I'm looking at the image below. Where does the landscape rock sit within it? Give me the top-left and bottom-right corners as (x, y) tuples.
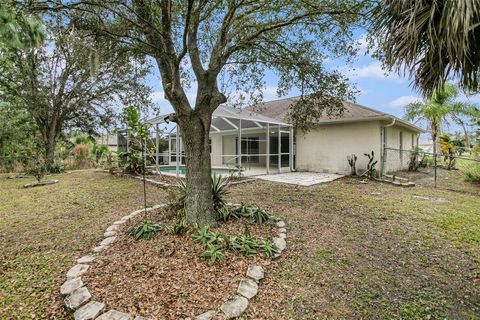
(237, 279), (258, 299)
(77, 255), (96, 264)
(106, 225), (120, 232)
(113, 220), (126, 225)
(278, 227), (287, 233)
(220, 295), (248, 319)
(95, 310), (132, 320)
(93, 245), (108, 253)
(273, 237), (287, 251)
(133, 317), (150, 320)
(278, 233), (287, 239)
(276, 220), (286, 228)
(73, 301), (105, 320)
(67, 264), (89, 279)
(195, 310), (216, 320)
(60, 277), (83, 295)
(64, 287), (91, 310)
(104, 231), (117, 237)
(100, 236), (116, 246)
(246, 265), (264, 281)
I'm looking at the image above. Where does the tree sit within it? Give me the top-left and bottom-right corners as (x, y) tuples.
(0, 3), (44, 49)
(405, 85), (478, 154)
(371, 0), (480, 95)
(43, 0), (369, 226)
(0, 16), (151, 169)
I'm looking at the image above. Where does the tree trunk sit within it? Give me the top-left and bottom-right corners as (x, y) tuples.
(178, 112), (216, 227)
(44, 135), (57, 170)
(431, 122), (438, 155)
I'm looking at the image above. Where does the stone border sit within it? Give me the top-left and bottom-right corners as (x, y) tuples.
(61, 204), (287, 320)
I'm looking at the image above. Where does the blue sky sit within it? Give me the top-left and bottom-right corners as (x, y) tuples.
(145, 33), (480, 136)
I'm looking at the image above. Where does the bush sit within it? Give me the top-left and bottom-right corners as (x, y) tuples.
(460, 161), (480, 182)
(71, 144), (91, 168)
(25, 156), (47, 183)
(129, 220), (163, 240)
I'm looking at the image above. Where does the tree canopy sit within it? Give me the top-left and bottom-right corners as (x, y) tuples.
(371, 0), (480, 95)
(0, 13), (152, 167)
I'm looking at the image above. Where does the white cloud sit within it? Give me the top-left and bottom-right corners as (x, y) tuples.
(388, 95), (421, 108)
(345, 62), (403, 83)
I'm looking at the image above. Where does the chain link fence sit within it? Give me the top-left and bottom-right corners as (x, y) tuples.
(382, 147), (480, 195)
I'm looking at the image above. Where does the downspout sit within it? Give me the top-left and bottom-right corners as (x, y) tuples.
(380, 118), (396, 176)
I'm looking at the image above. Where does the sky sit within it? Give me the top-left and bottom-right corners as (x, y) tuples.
(145, 33), (480, 137)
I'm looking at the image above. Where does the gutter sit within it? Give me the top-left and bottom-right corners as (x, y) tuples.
(380, 118), (396, 176)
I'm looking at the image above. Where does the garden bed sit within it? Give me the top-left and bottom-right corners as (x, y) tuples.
(82, 205), (280, 319)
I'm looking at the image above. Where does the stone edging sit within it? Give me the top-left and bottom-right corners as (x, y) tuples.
(61, 204), (287, 320)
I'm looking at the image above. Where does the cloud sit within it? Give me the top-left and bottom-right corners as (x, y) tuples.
(388, 95), (421, 108)
(345, 62), (403, 83)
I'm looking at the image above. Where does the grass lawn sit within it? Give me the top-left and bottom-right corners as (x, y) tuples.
(228, 178), (480, 319)
(0, 172), (166, 319)
(1, 171), (479, 319)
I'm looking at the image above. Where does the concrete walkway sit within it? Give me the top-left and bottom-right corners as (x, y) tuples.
(255, 172), (344, 186)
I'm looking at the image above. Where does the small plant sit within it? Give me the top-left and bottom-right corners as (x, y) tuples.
(229, 225), (259, 256)
(212, 173), (230, 212)
(201, 244), (226, 264)
(228, 164), (244, 180)
(216, 206), (241, 222)
(192, 226), (214, 245)
(461, 161), (480, 182)
(248, 208), (272, 224)
(361, 151), (378, 179)
(129, 220), (163, 240)
(166, 216), (188, 235)
(232, 202), (252, 216)
(257, 239), (280, 258)
(408, 146), (426, 171)
(347, 154), (357, 176)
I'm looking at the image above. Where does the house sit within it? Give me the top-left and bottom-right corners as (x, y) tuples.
(139, 97), (422, 177)
(248, 96), (423, 175)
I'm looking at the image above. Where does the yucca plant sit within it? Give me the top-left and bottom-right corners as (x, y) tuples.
(166, 216), (188, 235)
(216, 205), (241, 222)
(248, 208), (272, 224)
(212, 173), (229, 212)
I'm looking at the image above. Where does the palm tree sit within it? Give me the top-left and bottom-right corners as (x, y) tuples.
(371, 0), (480, 95)
(405, 85), (477, 154)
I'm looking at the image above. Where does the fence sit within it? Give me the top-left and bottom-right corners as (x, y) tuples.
(382, 147), (480, 194)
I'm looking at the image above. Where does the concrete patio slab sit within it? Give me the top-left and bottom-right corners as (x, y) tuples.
(255, 172), (343, 186)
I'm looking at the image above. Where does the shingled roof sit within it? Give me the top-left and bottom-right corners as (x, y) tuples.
(247, 96), (422, 132)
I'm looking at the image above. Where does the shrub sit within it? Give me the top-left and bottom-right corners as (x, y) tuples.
(129, 220), (163, 240)
(460, 161), (480, 182)
(230, 203), (272, 224)
(71, 144), (91, 168)
(25, 156), (46, 183)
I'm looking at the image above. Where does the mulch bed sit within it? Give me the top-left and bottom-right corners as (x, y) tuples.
(145, 173), (180, 185)
(83, 206), (277, 319)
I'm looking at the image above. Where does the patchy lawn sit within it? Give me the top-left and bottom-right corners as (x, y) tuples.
(0, 172), (166, 319)
(1, 171), (479, 319)
(228, 178), (480, 319)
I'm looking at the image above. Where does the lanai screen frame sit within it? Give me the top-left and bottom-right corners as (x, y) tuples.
(122, 106), (294, 177)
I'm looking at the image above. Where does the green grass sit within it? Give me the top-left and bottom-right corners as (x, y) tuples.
(229, 176), (480, 319)
(0, 172), (166, 319)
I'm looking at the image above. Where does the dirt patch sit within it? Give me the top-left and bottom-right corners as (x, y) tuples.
(83, 207), (277, 319)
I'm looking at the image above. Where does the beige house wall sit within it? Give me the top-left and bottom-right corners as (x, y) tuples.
(295, 121), (382, 175)
(383, 124), (418, 173)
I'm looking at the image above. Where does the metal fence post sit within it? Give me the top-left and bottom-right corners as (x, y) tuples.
(434, 153), (437, 188)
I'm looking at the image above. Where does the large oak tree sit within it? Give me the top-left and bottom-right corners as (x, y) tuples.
(40, 0), (369, 226)
(0, 15), (151, 168)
